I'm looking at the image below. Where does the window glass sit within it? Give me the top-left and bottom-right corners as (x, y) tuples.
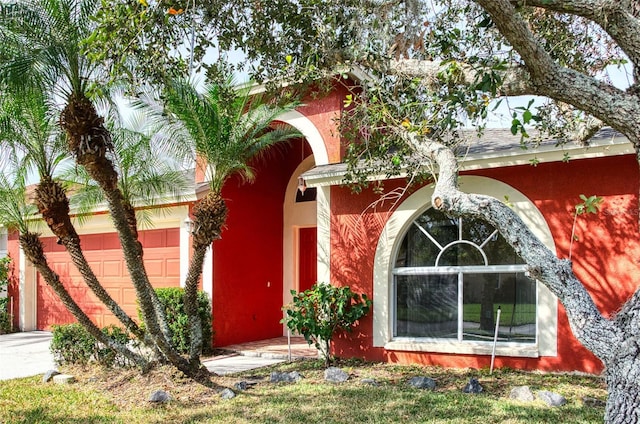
(395, 274), (458, 338)
(462, 273), (535, 343)
(395, 209), (524, 267)
(393, 208), (535, 345)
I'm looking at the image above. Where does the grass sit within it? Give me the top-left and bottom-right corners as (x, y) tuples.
(0, 359), (607, 423)
(397, 304), (535, 326)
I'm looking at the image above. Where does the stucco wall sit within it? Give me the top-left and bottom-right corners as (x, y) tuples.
(329, 154), (640, 373)
(212, 139), (312, 346)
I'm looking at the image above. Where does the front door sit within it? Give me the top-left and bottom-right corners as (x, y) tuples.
(298, 227), (317, 293)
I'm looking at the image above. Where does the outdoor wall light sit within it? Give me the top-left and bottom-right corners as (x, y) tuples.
(184, 217), (195, 233)
(297, 177), (307, 195)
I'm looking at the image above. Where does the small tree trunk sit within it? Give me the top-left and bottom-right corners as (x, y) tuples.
(61, 93), (206, 381)
(34, 177), (146, 342)
(183, 244), (208, 364)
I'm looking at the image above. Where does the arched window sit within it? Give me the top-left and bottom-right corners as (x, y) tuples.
(393, 208), (536, 344)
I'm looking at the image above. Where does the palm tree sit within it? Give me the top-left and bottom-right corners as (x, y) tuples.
(0, 0), (196, 377)
(66, 107), (192, 230)
(0, 83), (155, 365)
(0, 152), (149, 367)
(141, 77), (303, 361)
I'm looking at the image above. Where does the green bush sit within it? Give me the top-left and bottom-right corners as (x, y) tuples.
(283, 283), (372, 366)
(50, 323), (132, 367)
(140, 287), (213, 355)
(0, 307), (12, 334)
(0, 257), (13, 334)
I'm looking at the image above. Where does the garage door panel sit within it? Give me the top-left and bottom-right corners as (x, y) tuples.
(167, 259), (180, 277)
(37, 231), (180, 330)
(144, 259), (165, 277)
(103, 260), (123, 277)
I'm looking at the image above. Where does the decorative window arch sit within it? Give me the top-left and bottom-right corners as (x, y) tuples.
(372, 176), (558, 358)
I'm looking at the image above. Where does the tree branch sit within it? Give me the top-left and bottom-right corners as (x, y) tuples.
(475, 0), (640, 152)
(402, 130), (620, 361)
(510, 0), (640, 80)
(389, 59), (535, 96)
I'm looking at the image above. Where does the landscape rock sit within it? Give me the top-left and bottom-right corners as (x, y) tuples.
(537, 390), (567, 407)
(42, 370), (60, 383)
(52, 374), (75, 385)
(510, 386), (535, 402)
(270, 371), (303, 383)
(220, 388), (236, 400)
(360, 378), (379, 386)
(234, 381), (257, 391)
(462, 378), (483, 394)
(408, 376), (437, 390)
(148, 390), (171, 403)
(582, 396), (606, 408)
(324, 367), (349, 383)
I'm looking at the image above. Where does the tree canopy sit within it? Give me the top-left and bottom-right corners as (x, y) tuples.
(3, 0), (640, 420)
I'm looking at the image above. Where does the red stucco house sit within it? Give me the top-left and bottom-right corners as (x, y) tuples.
(5, 78), (638, 375)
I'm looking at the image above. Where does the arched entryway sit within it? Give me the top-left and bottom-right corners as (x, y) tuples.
(282, 155), (318, 334)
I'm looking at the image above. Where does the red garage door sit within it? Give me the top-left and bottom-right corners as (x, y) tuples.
(37, 228), (180, 330)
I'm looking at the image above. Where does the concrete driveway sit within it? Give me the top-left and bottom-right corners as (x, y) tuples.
(0, 332), (300, 381)
(0, 331), (56, 380)
(0, 331), (284, 380)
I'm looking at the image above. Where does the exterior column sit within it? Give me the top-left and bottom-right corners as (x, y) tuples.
(179, 216), (191, 288)
(18, 246), (36, 331)
(202, 246), (213, 301)
(317, 186), (331, 284)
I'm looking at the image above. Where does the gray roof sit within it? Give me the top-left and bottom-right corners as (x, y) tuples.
(302, 127), (629, 183)
(459, 127), (621, 156)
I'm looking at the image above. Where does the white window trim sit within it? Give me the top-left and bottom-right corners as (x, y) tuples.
(373, 176), (558, 358)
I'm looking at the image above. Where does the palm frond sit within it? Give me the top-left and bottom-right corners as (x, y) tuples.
(0, 165), (37, 234)
(64, 105), (192, 220)
(0, 87), (67, 182)
(0, 0), (101, 99)
(141, 76), (303, 193)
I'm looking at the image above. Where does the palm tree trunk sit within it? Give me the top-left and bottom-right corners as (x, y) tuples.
(183, 244), (207, 363)
(34, 177), (147, 343)
(19, 232), (149, 369)
(61, 93), (207, 380)
(183, 191), (228, 362)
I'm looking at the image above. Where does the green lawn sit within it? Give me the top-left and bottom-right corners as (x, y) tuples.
(463, 303), (535, 326)
(0, 360), (607, 423)
(397, 303), (535, 326)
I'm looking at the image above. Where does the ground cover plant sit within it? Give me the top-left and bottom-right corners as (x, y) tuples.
(0, 359), (606, 423)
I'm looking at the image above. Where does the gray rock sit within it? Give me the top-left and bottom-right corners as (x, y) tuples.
(360, 378), (379, 386)
(148, 390), (171, 403)
(538, 390), (567, 407)
(324, 367), (349, 383)
(582, 396), (606, 408)
(52, 374), (75, 385)
(234, 381), (256, 391)
(220, 388), (236, 400)
(270, 371), (303, 383)
(42, 370), (60, 383)
(510, 386), (535, 402)
(462, 378), (483, 394)
(408, 376), (436, 390)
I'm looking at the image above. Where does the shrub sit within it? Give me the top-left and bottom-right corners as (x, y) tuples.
(283, 283), (372, 366)
(0, 257), (12, 334)
(139, 287), (213, 355)
(50, 323), (132, 367)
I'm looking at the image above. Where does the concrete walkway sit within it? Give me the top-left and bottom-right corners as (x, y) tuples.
(0, 331), (57, 380)
(0, 332), (317, 380)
